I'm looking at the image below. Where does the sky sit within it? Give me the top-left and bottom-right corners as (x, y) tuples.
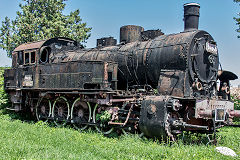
(0, 0), (240, 86)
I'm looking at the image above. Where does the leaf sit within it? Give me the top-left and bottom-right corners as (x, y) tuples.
(234, 0), (240, 37)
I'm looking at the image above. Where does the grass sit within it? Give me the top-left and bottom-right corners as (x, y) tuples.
(0, 111), (239, 159)
(0, 67), (239, 159)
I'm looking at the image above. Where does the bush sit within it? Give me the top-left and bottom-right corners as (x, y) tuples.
(0, 67), (9, 108)
(231, 88), (240, 122)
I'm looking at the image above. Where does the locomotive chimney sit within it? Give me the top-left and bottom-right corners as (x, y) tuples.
(184, 3), (200, 31)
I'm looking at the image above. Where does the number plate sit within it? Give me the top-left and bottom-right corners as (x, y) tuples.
(206, 42), (218, 55)
(215, 108), (226, 122)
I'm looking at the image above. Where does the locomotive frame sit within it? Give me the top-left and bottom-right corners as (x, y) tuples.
(3, 3), (240, 140)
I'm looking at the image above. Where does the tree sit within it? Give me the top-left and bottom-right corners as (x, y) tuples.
(0, 0), (91, 57)
(234, 0), (240, 38)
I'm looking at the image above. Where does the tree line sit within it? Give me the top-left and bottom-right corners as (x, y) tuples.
(0, 0), (91, 57)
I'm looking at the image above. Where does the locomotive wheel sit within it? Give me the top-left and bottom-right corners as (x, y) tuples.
(52, 96), (70, 126)
(92, 104), (114, 135)
(36, 98), (51, 121)
(71, 98), (91, 130)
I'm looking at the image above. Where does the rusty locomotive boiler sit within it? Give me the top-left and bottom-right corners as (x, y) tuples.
(4, 3), (240, 140)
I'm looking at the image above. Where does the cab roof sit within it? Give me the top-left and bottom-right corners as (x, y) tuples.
(13, 37), (77, 52)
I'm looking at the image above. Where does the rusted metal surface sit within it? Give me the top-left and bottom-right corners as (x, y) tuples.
(198, 110), (213, 118)
(53, 29), (218, 98)
(195, 99), (234, 119)
(97, 37), (117, 47)
(184, 3), (200, 31)
(141, 29), (164, 41)
(13, 40), (46, 52)
(14, 36), (77, 53)
(5, 59), (118, 91)
(157, 70), (185, 97)
(108, 104), (133, 126)
(230, 110), (240, 118)
(120, 25), (144, 43)
(33, 30), (212, 100)
(139, 96), (168, 139)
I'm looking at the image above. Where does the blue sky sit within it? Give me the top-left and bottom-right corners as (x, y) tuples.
(0, 0), (240, 86)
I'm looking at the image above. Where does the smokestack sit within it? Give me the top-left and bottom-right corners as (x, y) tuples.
(184, 3), (200, 31)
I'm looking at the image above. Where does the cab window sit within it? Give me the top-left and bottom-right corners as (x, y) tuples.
(31, 52), (36, 63)
(18, 51), (23, 65)
(24, 52), (29, 64)
(24, 51), (36, 65)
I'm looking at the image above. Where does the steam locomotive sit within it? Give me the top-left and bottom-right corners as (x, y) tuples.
(4, 3), (240, 140)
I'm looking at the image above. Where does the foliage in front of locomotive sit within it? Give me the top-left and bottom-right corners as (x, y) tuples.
(188, 30), (219, 98)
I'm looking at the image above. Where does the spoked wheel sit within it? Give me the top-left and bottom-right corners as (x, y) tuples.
(36, 97), (51, 121)
(71, 98), (91, 130)
(93, 104), (114, 135)
(52, 96), (70, 126)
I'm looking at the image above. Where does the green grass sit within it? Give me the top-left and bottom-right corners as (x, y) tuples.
(0, 112), (239, 159)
